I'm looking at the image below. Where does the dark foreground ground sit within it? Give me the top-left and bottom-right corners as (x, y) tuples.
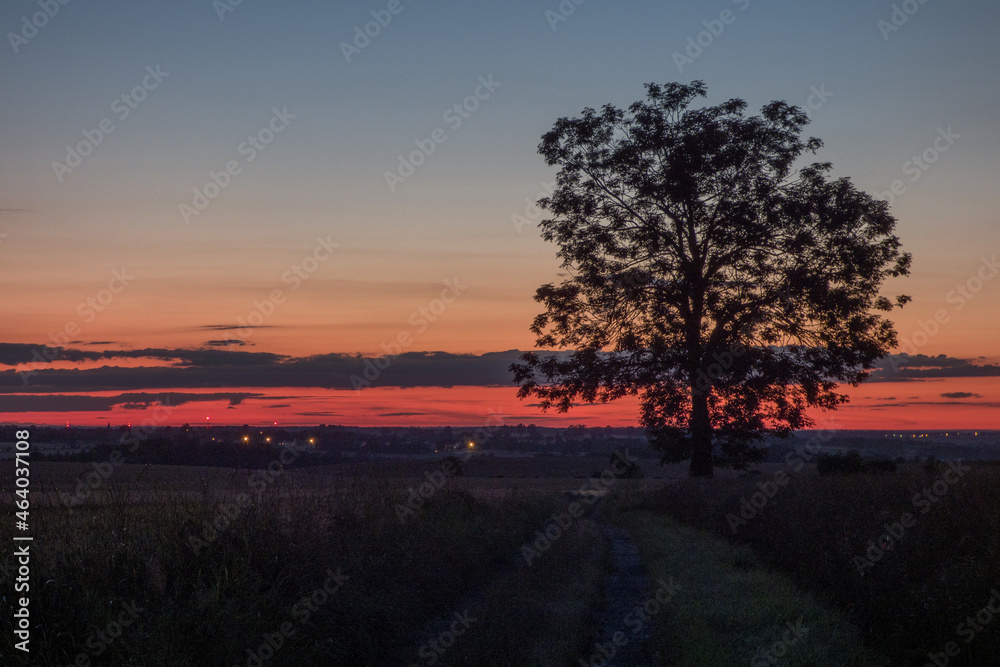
(1, 455), (997, 665)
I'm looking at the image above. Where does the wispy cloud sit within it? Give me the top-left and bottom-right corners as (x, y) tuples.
(199, 324), (277, 332)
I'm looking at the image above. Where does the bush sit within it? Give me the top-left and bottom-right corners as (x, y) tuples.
(816, 450), (863, 474)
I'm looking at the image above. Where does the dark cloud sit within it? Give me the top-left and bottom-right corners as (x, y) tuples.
(0, 392), (260, 413)
(5, 346), (993, 411)
(1, 395), (122, 413)
(849, 399), (1000, 409)
(0, 343), (107, 365)
(0, 349), (525, 393)
(199, 324), (275, 331)
(205, 339), (251, 347)
(0, 344), (285, 367)
(871, 354), (1000, 382)
(120, 348), (286, 366)
(940, 392), (982, 399)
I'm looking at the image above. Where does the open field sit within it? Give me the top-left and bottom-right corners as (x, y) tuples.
(0, 457), (681, 510)
(3, 461), (609, 665)
(2, 456), (997, 665)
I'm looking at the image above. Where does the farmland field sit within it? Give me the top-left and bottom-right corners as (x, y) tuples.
(8, 455), (987, 665)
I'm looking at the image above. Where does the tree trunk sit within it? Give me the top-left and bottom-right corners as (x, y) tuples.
(688, 386), (713, 477)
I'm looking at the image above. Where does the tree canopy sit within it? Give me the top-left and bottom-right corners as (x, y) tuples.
(511, 81), (910, 477)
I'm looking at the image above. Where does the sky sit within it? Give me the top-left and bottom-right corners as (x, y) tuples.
(1, 0), (998, 428)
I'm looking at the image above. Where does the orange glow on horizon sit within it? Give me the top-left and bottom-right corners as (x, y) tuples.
(3, 376), (1000, 430)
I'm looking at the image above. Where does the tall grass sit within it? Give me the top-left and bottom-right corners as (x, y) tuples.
(0, 465), (606, 665)
(629, 463), (1000, 666)
(611, 509), (883, 666)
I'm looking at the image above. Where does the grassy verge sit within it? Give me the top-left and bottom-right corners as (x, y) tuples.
(628, 463), (1000, 666)
(610, 508), (884, 666)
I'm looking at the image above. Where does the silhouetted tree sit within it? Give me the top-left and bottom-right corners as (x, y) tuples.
(512, 81), (910, 477)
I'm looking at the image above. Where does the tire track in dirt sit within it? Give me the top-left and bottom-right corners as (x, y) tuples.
(585, 523), (655, 667)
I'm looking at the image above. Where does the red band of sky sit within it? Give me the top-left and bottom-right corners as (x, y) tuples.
(4, 378), (999, 429)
